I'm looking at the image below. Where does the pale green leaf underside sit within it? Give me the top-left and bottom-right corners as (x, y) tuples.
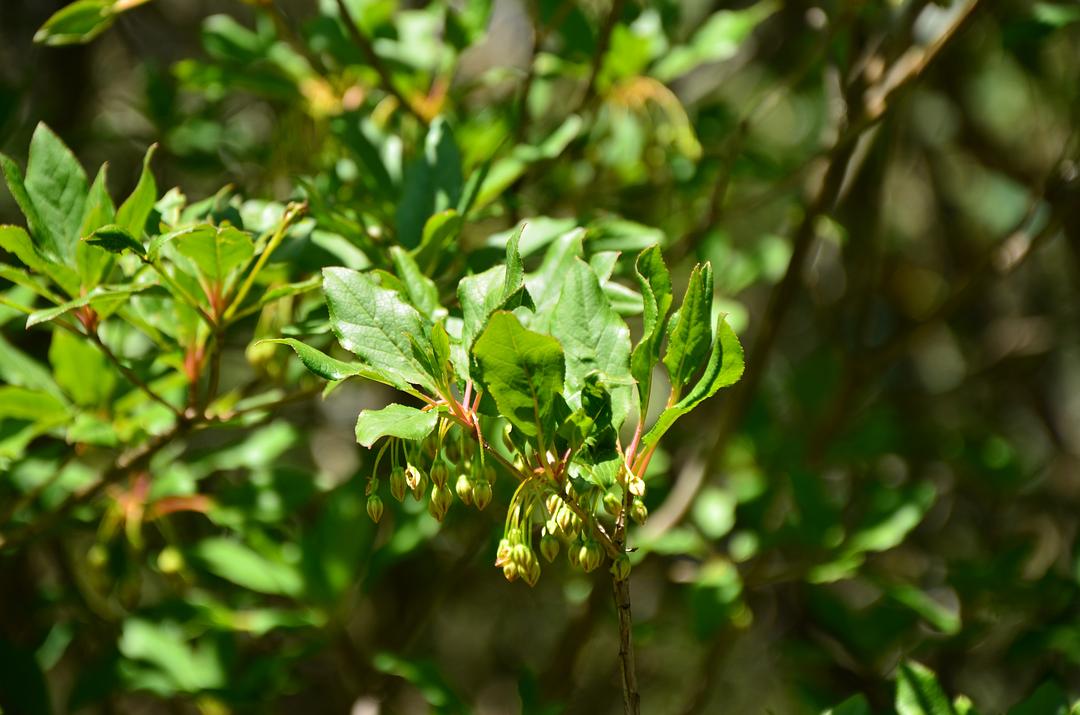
(354, 403), (442, 448)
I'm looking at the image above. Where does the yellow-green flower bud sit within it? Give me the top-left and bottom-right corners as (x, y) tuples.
(390, 467), (407, 502)
(567, 541), (582, 568)
(410, 469), (429, 502)
(631, 498), (648, 525)
(405, 464), (423, 491)
(495, 538), (512, 567)
(157, 546), (184, 574)
(430, 462), (450, 488)
(455, 473), (473, 506)
(503, 561), (519, 582)
(473, 479), (492, 510)
(610, 554), (631, 581)
(603, 491), (622, 517)
(523, 556), (541, 587)
(366, 494), (384, 523)
(540, 533), (560, 563)
(629, 476), (646, 497)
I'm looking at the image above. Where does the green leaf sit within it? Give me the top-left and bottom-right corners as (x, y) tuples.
(652, 1), (780, 81)
(396, 117), (463, 249)
(4, 124), (89, 265)
(119, 618), (225, 694)
(1007, 682), (1070, 715)
(146, 224), (214, 263)
(411, 209), (463, 274)
(49, 329), (116, 408)
(642, 314), (744, 449)
(0, 332), (66, 401)
(823, 694), (873, 715)
(76, 164), (118, 287)
(174, 225), (254, 283)
(663, 262), (714, 390)
(896, 661), (955, 715)
(84, 224), (146, 256)
(0, 386), (70, 422)
(260, 338), (373, 382)
(459, 224), (530, 352)
(323, 267), (436, 392)
(472, 311), (565, 443)
(390, 246), (442, 320)
(115, 143), (158, 237)
(551, 258), (633, 428)
(355, 403), (442, 448)
(631, 244), (673, 411)
(34, 0), (115, 46)
(26, 284), (151, 328)
(190, 537), (304, 597)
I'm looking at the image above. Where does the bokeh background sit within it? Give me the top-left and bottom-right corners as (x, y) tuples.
(2, 0), (1079, 713)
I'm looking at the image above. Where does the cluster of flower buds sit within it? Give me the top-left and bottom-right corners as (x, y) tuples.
(367, 432), (504, 526)
(496, 527), (541, 586)
(453, 460), (494, 511)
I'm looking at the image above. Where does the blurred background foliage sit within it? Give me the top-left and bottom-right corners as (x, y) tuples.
(1, 0), (1080, 713)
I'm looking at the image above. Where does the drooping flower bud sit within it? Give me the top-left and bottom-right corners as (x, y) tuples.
(523, 554), (541, 587)
(390, 467), (407, 502)
(603, 491), (622, 517)
(472, 479), (492, 510)
(366, 494), (384, 523)
(404, 464), (423, 491)
(455, 473), (474, 506)
(581, 540), (603, 572)
(540, 533), (560, 563)
(430, 462), (450, 488)
(567, 540), (582, 569)
(503, 561), (519, 582)
(545, 493), (562, 516)
(410, 468), (429, 502)
(610, 554), (631, 581)
(157, 546), (184, 574)
(630, 498), (648, 525)
(628, 476), (646, 497)
(429, 483), (453, 521)
(495, 538), (512, 567)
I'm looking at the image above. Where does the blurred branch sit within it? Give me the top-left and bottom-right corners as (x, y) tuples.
(334, 0), (430, 125)
(576, 0), (625, 111)
(645, 0), (986, 539)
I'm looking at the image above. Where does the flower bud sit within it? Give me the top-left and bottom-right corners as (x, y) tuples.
(610, 554), (631, 581)
(455, 473), (474, 505)
(523, 556), (541, 587)
(425, 483), (453, 522)
(631, 498), (648, 525)
(405, 464), (423, 491)
(366, 494), (384, 523)
(411, 469), (429, 502)
(628, 476), (646, 497)
(512, 543), (531, 568)
(581, 540), (603, 572)
(390, 467), (407, 502)
(495, 538), (512, 567)
(157, 546), (184, 574)
(88, 543), (108, 568)
(503, 561), (519, 582)
(540, 533), (560, 563)
(603, 491), (622, 517)
(567, 541), (582, 569)
(430, 462), (450, 488)
(546, 493), (562, 515)
(473, 479), (492, 510)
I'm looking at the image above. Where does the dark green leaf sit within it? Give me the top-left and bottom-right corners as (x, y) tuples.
(663, 262), (714, 390)
(472, 311), (564, 443)
(84, 225), (146, 256)
(34, 0), (115, 46)
(115, 143), (158, 237)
